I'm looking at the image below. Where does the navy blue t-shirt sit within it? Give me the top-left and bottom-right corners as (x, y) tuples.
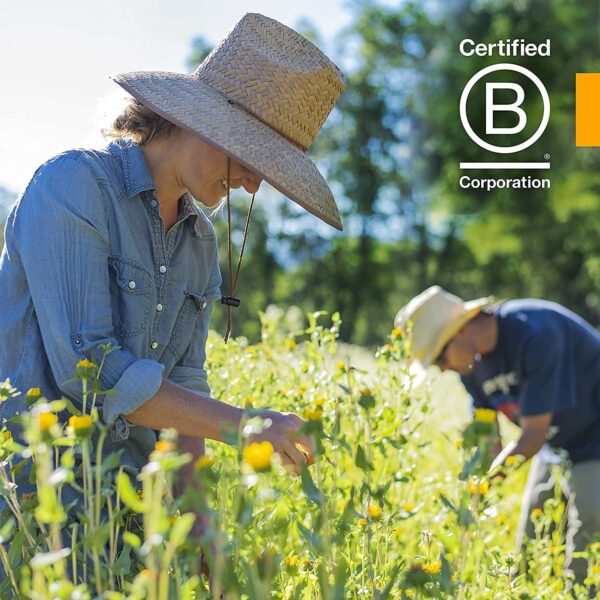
(461, 299), (600, 463)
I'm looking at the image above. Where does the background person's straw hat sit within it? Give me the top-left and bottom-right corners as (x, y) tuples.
(111, 12), (346, 230)
(394, 286), (494, 367)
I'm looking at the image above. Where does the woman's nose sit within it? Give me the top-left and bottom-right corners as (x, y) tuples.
(242, 174), (262, 194)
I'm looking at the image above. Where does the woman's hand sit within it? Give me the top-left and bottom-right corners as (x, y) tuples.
(249, 410), (315, 476)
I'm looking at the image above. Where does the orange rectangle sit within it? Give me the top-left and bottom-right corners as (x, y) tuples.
(576, 73), (600, 146)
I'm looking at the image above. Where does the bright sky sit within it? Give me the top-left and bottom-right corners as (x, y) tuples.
(0, 0), (352, 193)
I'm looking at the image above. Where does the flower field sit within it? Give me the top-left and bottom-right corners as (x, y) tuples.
(1, 309), (599, 599)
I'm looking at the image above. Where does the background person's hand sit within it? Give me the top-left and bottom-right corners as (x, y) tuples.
(250, 410), (315, 475)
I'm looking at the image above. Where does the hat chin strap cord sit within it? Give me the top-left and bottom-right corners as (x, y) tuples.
(221, 156), (255, 343)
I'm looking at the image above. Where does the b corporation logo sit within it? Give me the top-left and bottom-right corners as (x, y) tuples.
(458, 38), (552, 191)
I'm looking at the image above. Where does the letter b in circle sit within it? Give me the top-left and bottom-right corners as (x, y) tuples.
(486, 83), (526, 135)
(460, 63), (550, 154)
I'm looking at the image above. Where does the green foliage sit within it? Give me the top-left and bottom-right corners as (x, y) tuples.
(2, 314), (597, 598)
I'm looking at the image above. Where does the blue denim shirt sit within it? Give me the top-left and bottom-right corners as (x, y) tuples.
(0, 139), (221, 469)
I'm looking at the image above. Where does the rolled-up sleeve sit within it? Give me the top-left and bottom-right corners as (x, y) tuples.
(12, 153), (163, 424)
(168, 249), (221, 396)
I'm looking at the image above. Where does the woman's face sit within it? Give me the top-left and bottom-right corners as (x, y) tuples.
(176, 129), (262, 207)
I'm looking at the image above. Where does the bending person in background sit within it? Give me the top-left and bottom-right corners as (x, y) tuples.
(395, 285), (600, 583)
(0, 12), (345, 560)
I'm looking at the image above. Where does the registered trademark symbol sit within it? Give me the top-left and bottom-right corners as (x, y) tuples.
(544, 153), (550, 160)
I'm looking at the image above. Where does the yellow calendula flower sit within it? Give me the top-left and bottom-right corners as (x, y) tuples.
(285, 339), (297, 351)
(495, 514), (508, 525)
(154, 440), (176, 453)
(591, 565), (600, 575)
(336, 361), (346, 371)
(305, 408), (323, 422)
(424, 560), (441, 575)
(25, 387), (42, 406)
(473, 408), (496, 423)
(245, 346), (256, 355)
(358, 518), (368, 528)
(69, 414), (93, 438)
(403, 502), (415, 513)
(195, 455), (215, 470)
(391, 327), (404, 337)
(531, 508), (544, 519)
(466, 478), (480, 495)
(243, 441), (274, 472)
(37, 412), (58, 431)
(505, 454), (523, 467)
(360, 388), (372, 397)
(478, 479), (490, 495)
(312, 396), (325, 408)
(368, 504), (382, 520)
(77, 359), (96, 369)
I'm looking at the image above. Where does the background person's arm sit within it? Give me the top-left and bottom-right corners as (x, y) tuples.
(490, 413), (553, 471)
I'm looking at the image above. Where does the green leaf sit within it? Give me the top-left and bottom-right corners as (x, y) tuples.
(297, 521), (323, 553)
(116, 471), (146, 513)
(114, 545), (132, 576)
(169, 513), (196, 547)
(122, 531), (141, 549)
(355, 445), (374, 471)
(0, 516), (15, 543)
(300, 463), (321, 505)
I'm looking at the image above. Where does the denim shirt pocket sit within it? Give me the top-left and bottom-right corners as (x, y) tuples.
(166, 291), (208, 361)
(108, 256), (154, 337)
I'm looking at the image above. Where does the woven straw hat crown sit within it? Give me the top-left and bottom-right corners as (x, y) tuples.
(111, 13), (346, 230)
(394, 286), (493, 367)
(195, 14), (344, 151)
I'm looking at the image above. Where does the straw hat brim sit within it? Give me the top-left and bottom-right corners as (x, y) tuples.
(111, 71), (343, 231)
(424, 297), (493, 367)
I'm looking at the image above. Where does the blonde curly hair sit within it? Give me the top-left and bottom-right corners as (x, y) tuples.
(103, 99), (175, 144)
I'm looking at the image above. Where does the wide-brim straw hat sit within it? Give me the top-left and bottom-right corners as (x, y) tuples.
(394, 286), (494, 368)
(110, 13), (346, 230)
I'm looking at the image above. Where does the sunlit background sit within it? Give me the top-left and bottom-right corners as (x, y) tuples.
(0, 0), (352, 194)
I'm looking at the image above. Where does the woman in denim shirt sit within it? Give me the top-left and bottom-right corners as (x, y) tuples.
(0, 13), (345, 523)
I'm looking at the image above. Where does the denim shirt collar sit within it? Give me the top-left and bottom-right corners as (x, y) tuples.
(107, 140), (211, 239)
(107, 139), (156, 198)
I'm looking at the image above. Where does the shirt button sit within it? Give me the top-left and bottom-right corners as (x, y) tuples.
(159, 265), (167, 274)
(150, 199), (158, 208)
(128, 280), (136, 290)
(151, 341), (159, 350)
(156, 303), (163, 312)
(201, 300), (207, 310)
